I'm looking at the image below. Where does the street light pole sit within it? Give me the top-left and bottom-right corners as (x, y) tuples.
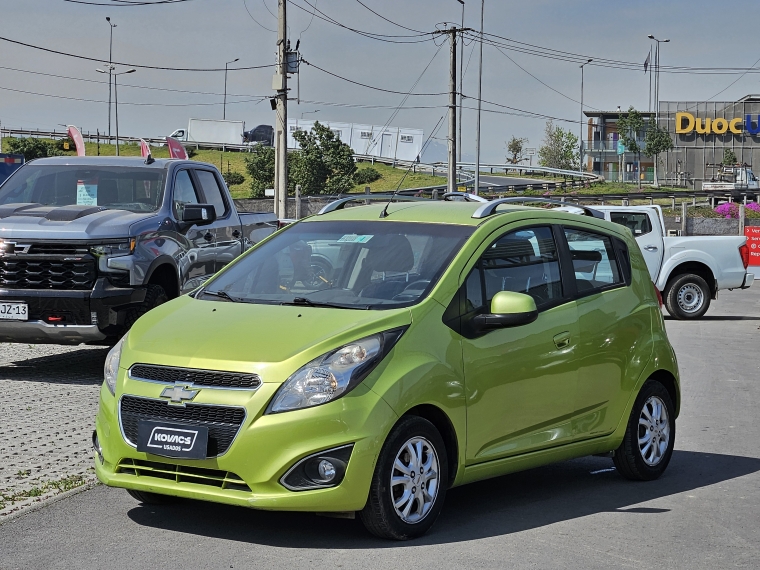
(300, 110), (319, 120)
(98, 67), (135, 156)
(223, 58), (239, 120)
(579, 58), (592, 175)
(647, 35), (669, 187)
(106, 17), (116, 139)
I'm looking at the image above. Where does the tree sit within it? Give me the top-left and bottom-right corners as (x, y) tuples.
(506, 136), (528, 164)
(244, 144), (275, 198)
(4, 137), (63, 161)
(617, 107), (644, 189)
(722, 148), (738, 166)
(537, 121), (579, 171)
(291, 122), (357, 195)
(644, 123), (674, 188)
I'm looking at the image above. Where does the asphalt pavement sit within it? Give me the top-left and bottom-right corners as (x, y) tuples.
(1, 287), (759, 569)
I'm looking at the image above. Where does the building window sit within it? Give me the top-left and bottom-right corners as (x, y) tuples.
(332, 130), (342, 139)
(360, 131), (372, 139)
(400, 135), (414, 143)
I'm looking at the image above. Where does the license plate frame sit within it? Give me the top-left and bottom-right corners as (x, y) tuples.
(0, 302), (28, 321)
(136, 420), (209, 459)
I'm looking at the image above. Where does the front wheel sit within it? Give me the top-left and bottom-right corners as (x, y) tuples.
(613, 379), (676, 481)
(664, 273), (711, 320)
(126, 489), (177, 505)
(360, 416), (448, 540)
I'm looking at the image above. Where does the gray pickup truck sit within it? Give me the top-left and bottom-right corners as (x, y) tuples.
(0, 156), (276, 344)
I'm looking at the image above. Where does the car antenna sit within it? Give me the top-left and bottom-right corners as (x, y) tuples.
(144, 152), (155, 165)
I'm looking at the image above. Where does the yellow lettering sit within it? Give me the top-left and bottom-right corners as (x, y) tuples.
(695, 118), (712, 134)
(676, 112), (695, 133)
(730, 118), (743, 134)
(712, 118), (728, 134)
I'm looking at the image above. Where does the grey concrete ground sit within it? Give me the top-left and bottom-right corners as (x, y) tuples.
(1, 288), (759, 569)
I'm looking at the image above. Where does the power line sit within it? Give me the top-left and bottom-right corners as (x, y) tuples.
(242, 0), (276, 33)
(62, 0), (195, 6)
(301, 60), (447, 96)
(0, 35), (274, 72)
(352, 0), (426, 34)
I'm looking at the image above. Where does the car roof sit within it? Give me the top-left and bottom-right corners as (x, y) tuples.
(26, 156), (197, 169)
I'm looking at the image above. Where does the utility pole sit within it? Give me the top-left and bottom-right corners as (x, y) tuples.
(273, 0), (288, 219)
(448, 27), (458, 194)
(106, 17), (116, 139)
(579, 59), (592, 175)
(474, 0), (484, 195)
(457, 0), (464, 164)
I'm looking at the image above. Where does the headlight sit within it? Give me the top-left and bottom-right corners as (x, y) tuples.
(266, 328), (406, 414)
(104, 333), (128, 396)
(91, 239), (135, 258)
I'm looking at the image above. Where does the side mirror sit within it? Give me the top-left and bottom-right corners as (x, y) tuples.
(180, 204), (217, 227)
(473, 291), (538, 331)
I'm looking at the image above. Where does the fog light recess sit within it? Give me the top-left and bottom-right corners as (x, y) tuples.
(92, 430), (104, 464)
(280, 444), (354, 491)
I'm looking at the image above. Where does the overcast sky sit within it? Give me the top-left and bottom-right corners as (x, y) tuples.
(2, 0), (760, 162)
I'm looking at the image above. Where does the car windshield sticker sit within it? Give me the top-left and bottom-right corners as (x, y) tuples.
(337, 234), (373, 244)
(76, 179), (98, 206)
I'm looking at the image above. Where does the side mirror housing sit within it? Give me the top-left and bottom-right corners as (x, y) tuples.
(473, 291), (538, 331)
(180, 204), (217, 227)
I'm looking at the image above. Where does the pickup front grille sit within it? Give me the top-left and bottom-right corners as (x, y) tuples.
(120, 396), (246, 457)
(130, 364), (261, 389)
(0, 258), (96, 290)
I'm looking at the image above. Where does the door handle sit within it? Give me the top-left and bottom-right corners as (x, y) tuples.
(232, 229), (241, 238)
(644, 245), (658, 252)
(203, 232), (213, 242)
(553, 331), (571, 349)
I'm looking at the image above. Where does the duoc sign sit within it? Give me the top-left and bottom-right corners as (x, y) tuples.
(676, 112), (760, 135)
(744, 226), (760, 267)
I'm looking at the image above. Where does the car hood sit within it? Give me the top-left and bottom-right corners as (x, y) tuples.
(123, 295), (413, 383)
(0, 204), (151, 240)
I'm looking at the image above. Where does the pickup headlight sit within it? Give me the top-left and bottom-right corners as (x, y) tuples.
(266, 328), (406, 414)
(91, 239), (135, 258)
(104, 333), (128, 396)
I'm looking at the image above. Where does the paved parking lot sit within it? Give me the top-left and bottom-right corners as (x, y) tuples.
(1, 287), (759, 569)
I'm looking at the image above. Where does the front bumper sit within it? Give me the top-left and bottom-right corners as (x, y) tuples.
(0, 278), (146, 344)
(94, 371), (399, 512)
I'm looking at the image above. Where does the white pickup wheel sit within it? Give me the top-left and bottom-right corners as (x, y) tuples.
(664, 273), (711, 320)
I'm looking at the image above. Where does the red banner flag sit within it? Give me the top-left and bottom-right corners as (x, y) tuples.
(67, 125), (86, 156)
(166, 137), (188, 160)
(139, 139), (151, 158)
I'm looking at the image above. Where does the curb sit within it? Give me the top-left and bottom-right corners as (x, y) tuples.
(0, 481), (100, 525)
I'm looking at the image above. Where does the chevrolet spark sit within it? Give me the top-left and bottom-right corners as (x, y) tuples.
(94, 198), (680, 540)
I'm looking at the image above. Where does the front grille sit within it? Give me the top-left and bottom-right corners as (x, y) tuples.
(28, 243), (90, 256)
(120, 396), (245, 457)
(116, 458), (251, 492)
(130, 364), (261, 389)
(0, 258), (96, 290)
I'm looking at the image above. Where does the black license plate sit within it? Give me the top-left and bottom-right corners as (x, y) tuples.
(136, 420), (208, 459)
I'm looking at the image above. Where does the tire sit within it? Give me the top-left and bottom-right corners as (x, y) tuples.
(126, 489), (177, 505)
(613, 379), (676, 481)
(664, 273), (711, 320)
(360, 416), (448, 540)
(124, 284), (169, 330)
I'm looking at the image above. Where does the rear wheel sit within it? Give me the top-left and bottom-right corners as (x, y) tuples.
(126, 489), (177, 505)
(360, 416), (448, 540)
(613, 379), (676, 481)
(664, 273), (711, 320)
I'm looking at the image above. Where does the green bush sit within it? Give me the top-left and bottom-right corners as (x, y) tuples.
(354, 167), (382, 185)
(4, 137), (63, 161)
(56, 137), (76, 152)
(223, 171), (245, 186)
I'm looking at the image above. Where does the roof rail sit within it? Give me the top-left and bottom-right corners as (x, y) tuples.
(317, 194), (426, 215)
(442, 192), (488, 203)
(471, 197), (604, 220)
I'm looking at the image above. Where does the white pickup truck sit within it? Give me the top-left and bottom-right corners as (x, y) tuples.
(592, 205), (753, 319)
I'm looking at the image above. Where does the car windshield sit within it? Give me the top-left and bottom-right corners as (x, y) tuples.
(199, 220), (473, 309)
(0, 165), (166, 213)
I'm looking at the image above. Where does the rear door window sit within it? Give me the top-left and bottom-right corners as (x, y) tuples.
(563, 227), (623, 294)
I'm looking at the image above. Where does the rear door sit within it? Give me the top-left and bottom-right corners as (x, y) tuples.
(193, 168), (243, 271)
(608, 210), (662, 281)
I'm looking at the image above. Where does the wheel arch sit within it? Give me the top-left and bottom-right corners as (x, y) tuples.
(663, 261), (716, 298)
(402, 404), (459, 487)
(145, 261), (180, 299)
(647, 369), (680, 418)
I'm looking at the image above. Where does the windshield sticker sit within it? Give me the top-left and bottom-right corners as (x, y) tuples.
(337, 234), (373, 244)
(76, 179), (98, 206)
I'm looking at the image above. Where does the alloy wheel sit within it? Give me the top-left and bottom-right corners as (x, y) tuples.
(638, 396), (671, 466)
(390, 437), (440, 524)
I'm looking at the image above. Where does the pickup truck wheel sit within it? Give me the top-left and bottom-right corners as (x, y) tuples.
(664, 273), (711, 320)
(124, 284), (169, 329)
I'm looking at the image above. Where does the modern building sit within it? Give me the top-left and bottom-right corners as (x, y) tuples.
(287, 119), (424, 162)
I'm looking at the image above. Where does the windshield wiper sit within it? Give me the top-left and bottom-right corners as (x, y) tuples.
(197, 289), (244, 303)
(283, 297), (369, 310)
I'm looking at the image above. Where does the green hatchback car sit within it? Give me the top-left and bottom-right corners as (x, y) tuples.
(93, 197), (680, 540)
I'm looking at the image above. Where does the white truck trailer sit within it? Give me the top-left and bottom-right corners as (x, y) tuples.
(168, 119), (245, 147)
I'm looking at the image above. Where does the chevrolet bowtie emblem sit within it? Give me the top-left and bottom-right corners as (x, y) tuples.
(160, 382), (199, 405)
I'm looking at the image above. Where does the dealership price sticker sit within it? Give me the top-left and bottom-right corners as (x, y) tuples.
(76, 179), (98, 206)
(745, 227), (760, 267)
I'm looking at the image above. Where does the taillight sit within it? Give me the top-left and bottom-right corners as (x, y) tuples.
(739, 243), (750, 270)
(652, 282), (663, 308)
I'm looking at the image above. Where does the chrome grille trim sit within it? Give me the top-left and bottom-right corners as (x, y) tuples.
(128, 364), (262, 391)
